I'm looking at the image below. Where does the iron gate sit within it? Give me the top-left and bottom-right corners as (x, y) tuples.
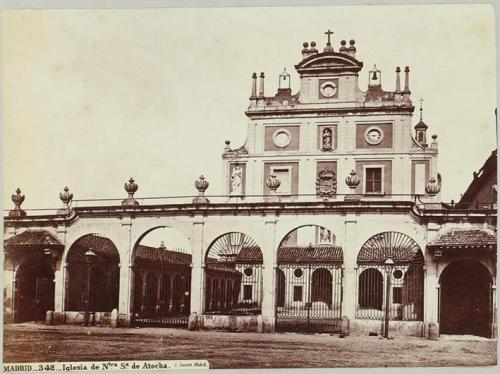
(132, 244), (192, 328)
(275, 260), (343, 333)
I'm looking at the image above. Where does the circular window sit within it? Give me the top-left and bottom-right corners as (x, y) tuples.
(294, 268), (303, 278)
(320, 81), (338, 98)
(393, 269), (403, 279)
(272, 129), (292, 148)
(364, 126), (384, 145)
(244, 268), (253, 277)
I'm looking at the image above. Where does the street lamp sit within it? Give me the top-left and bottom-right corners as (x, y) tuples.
(383, 257), (394, 339)
(84, 248), (97, 326)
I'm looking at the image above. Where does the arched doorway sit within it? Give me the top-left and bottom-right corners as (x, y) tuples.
(356, 232), (424, 322)
(14, 258), (55, 323)
(440, 260), (492, 337)
(131, 226), (191, 328)
(65, 234), (120, 319)
(275, 225), (343, 333)
(204, 232), (263, 315)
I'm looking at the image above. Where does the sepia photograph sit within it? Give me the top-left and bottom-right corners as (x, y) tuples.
(2, 2), (498, 371)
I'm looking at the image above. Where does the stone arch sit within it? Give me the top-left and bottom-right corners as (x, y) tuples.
(356, 231), (424, 321)
(439, 260), (493, 337)
(130, 226), (192, 324)
(275, 224), (343, 333)
(64, 233), (120, 313)
(14, 257), (55, 323)
(204, 232), (263, 315)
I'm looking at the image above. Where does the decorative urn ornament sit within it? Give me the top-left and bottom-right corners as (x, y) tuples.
(122, 177), (139, 206)
(9, 188), (26, 217)
(425, 177), (441, 197)
(266, 173), (281, 195)
(345, 170), (360, 190)
(59, 186), (73, 209)
(193, 175), (210, 204)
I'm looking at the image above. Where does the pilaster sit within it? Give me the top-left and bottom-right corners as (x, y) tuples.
(189, 218), (205, 315)
(261, 217), (277, 332)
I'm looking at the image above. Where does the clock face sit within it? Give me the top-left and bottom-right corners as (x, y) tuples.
(364, 126), (384, 145)
(320, 81), (338, 98)
(273, 129), (292, 148)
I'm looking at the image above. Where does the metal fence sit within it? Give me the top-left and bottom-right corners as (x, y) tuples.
(275, 263), (343, 333)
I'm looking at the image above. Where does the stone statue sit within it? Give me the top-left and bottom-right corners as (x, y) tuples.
(319, 227), (332, 244)
(322, 128), (333, 151)
(231, 165), (243, 195)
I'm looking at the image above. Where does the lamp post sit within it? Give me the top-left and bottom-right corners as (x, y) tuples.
(84, 249), (97, 326)
(383, 257), (394, 339)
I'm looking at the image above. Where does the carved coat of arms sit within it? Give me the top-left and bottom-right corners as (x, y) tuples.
(316, 168), (337, 198)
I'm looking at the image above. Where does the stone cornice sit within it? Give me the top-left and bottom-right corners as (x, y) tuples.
(245, 105), (415, 119)
(3, 200), (496, 228)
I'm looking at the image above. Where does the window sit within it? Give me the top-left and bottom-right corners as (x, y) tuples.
(272, 167), (291, 195)
(392, 287), (402, 304)
(293, 286), (303, 302)
(243, 285), (252, 301)
(365, 167), (383, 194)
(358, 268), (383, 309)
(414, 163), (426, 195)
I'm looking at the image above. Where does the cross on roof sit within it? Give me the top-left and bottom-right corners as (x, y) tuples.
(325, 29), (334, 45)
(419, 97), (424, 120)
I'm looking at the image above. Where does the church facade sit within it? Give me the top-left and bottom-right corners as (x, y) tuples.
(3, 30), (497, 339)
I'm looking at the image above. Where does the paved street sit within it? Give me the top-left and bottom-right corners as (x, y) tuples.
(3, 323), (497, 369)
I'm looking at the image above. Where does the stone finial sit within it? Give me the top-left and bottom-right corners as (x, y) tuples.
(425, 177), (441, 197)
(250, 72), (257, 99)
(258, 72), (265, 98)
(403, 66), (410, 93)
(395, 67), (401, 93)
(266, 173), (281, 195)
(224, 140), (231, 152)
(9, 188), (26, 217)
(345, 170), (360, 190)
(193, 175), (210, 204)
(309, 41), (318, 54)
(122, 177), (139, 206)
(59, 186), (73, 208)
(339, 39), (348, 53)
(57, 186), (74, 214)
(324, 29), (334, 53)
(345, 39), (356, 58)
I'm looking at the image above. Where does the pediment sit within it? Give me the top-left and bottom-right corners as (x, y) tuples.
(295, 52), (363, 74)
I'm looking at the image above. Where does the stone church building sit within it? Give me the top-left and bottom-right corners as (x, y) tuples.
(3, 30), (497, 339)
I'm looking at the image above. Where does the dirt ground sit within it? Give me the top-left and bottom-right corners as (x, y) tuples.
(2, 323), (497, 369)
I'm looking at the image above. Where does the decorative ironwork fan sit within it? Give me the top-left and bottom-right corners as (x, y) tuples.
(357, 231), (423, 265)
(67, 234), (120, 263)
(206, 232), (262, 263)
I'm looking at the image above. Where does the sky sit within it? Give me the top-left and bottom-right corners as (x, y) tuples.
(2, 4), (497, 210)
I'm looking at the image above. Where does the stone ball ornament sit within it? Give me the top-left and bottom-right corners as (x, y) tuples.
(345, 170), (361, 190)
